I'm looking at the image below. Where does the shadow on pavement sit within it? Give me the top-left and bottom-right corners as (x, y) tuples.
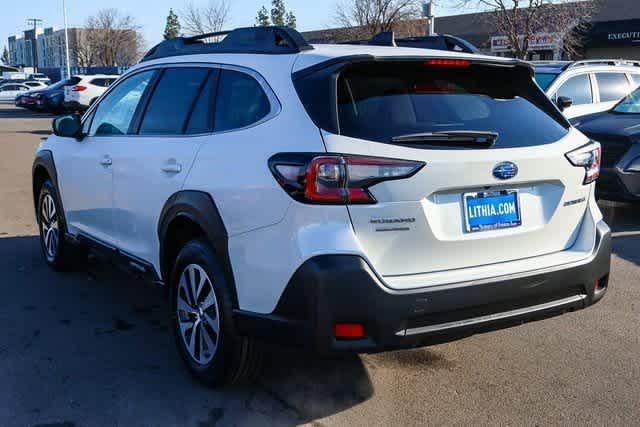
(0, 108), (54, 119)
(0, 235), (373, 425)
(14, 129), (52, 136)
(599, 200), (640, 267)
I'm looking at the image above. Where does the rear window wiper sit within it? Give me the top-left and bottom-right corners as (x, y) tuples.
(391, 131), (498, 148)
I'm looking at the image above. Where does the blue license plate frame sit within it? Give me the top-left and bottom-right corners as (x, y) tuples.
(463, 190), (522, 233)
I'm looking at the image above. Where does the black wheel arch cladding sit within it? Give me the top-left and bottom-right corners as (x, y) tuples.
(32, 150), (68, 230)
(158, 190), (239, 306)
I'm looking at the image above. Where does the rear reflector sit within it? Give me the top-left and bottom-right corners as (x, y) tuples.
(334, 323), (365, 339)
(425, 58), (471, 68)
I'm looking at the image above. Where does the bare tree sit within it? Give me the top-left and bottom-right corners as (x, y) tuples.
(450, 0), (597, 59)
(73, 29), (96, 67)
(335, 0), (423, 39)
(78, 9), (144, 67)
(181, 0), (230, 35)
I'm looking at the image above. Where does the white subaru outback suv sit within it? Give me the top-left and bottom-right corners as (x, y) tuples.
(33, 27), (611, 386)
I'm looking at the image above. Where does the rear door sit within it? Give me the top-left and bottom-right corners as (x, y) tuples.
(318, 59), (590, 277)
(111, 66), (216, 265)
(594, 72), (632, 113)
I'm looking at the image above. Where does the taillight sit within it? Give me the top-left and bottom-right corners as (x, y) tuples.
(565, 141), (601, 184)
(72, 85), (87, 92)
(269, 153), (425, 204)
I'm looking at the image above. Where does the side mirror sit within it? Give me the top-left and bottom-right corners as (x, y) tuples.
(52, 114), (82, 139)
(557, 96), (573, 111)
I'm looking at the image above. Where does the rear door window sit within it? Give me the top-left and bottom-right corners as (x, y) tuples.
(139, 67), (210, 135)
(335, 61), (568, 148)
(555, 74), (592, 105)
(185, 70), (218, 134)
(214, 70), (270, 132)
(595, 72), (630, 102)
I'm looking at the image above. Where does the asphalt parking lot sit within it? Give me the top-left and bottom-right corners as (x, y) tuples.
(1, 103), (639, 427)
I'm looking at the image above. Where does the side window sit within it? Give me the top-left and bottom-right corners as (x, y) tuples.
(214, 70), (271, 132)
(595, 73), (629, 102)
(139, 67), (209, 135)
(185, 71), (218, 134)
(90, 78), (103, 87)
(105, 78), (116, 87)
(555, 74), (592, 105)
(89, 70), (154, 136)
(628, 74), (640, 90)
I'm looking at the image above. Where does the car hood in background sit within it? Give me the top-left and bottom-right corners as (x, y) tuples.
(572, 111), (640, 139)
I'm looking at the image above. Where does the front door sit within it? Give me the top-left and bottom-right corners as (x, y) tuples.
(60, 69), (157, 246)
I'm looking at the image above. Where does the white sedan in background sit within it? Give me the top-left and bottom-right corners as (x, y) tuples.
(0, 83), (30, 103)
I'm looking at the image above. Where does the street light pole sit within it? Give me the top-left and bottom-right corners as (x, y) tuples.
(62, 0), (71, 79)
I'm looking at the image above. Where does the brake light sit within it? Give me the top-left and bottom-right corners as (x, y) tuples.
(565, 141), (601, 184)
(72, 85), (87, 92)
(425, 58), (471, 68)
(269, 153), (425, 204)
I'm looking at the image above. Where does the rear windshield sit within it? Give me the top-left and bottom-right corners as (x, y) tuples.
(335, 62), (568, 148)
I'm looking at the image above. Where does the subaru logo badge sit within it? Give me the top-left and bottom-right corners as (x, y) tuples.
(493, 162), (518, 180)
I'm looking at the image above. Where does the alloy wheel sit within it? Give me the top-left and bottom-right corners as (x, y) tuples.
(176, 264), (221, 365)
(41, 194), (59, 259)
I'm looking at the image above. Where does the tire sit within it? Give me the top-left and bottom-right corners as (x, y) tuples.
(170, 238), (262, 386)
(37, 180), (86, 271)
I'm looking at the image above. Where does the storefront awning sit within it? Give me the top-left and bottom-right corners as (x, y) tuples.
(587, 19), (640, 48)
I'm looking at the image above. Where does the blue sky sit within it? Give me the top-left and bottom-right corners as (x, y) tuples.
(1, 0), (468, 52)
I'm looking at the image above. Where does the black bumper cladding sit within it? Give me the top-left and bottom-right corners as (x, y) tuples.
(234, 221), (611, 353)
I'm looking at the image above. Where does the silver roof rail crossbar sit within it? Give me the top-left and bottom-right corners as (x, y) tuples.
(568, 59), (640, 69)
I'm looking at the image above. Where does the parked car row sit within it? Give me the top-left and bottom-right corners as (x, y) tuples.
(9, 74), (119, 113)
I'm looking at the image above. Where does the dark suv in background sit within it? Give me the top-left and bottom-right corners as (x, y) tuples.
(572, 87), (640, 202)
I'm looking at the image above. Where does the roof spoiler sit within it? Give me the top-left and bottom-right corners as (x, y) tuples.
(141, 26), (313, 62)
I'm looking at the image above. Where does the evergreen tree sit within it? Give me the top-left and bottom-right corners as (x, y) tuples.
(256, 6), (271, 26)
(256, 0), (296, 28)
(163, 8), (181, 40)
(285, 11), (296, 29)
(270, 0), (286, 26)
(1, 46), (9, 65)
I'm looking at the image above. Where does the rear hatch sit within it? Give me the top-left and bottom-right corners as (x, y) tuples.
(294, 57), (592, 278)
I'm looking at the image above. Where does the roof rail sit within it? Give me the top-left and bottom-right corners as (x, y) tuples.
(340, 31), (479, 54)
(141, 26), (313, 62)
(568, 59), (640, 69)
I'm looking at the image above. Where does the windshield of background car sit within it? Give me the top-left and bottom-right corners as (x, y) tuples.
(534, 72), (559, 90)
(613, 87), (640, 113)
(334, 61), (569, 148)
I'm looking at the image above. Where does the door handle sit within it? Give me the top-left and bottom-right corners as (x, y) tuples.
(161, 162), (182, 174)
(100, 156), (112, 166)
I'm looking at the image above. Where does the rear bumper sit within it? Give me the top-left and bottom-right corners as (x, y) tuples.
(235, 220), (611, 353)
